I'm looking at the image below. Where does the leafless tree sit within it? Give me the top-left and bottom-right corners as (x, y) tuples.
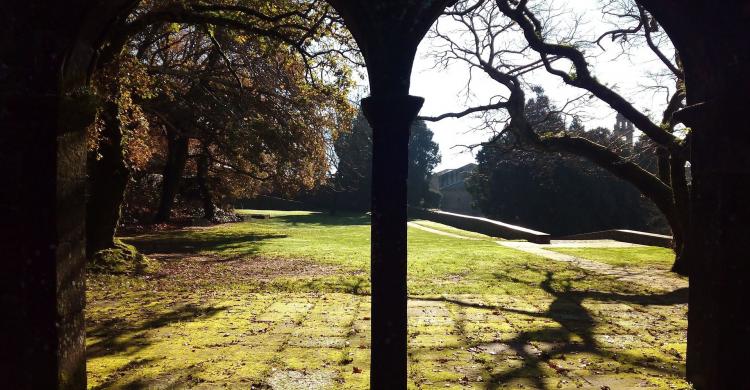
(421, 0), (690, 274)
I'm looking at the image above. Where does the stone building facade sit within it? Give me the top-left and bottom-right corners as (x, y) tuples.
(429, 163), (482, 216)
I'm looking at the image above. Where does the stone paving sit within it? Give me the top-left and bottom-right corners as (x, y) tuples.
(87, 287), (688, 389)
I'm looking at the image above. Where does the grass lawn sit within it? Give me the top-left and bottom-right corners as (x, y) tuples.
(408, 219), (493, 240)
(86, 210), (689, 389)
(548, 246), (678, 271)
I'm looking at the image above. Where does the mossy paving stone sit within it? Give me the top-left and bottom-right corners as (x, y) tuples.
(411, 333), (464, 348)
(569, 373), (676, 389)
(266, 369), (337, 390)
(287, 335), (349, 348)
(291, 323), (351, 337)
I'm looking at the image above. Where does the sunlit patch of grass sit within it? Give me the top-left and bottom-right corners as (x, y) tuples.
(408, 219), (493, 240)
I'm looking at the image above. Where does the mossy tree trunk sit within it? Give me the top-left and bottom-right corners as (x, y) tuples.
(641, 1), (750, 384)
(154, 128), (189, 223)
(86, 100), (130, 258)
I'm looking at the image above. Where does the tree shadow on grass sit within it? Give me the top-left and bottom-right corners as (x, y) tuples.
(273, 212), (370, 227)
(418, 270), (687, 389)
(122, 212), (369, 258)
(124, 231), (287, 257)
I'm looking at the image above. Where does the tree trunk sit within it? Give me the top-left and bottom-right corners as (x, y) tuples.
(668, 155), (690, 276)
(196, 147), (216, 221)
(154, 128), (188, 223)
(656, 147), (671, 183)
(677, 25), (750, 389)
(86, 101), (129, 257)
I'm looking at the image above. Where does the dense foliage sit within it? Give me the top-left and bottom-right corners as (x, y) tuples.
(84, 0), (357, 265)
(331, 112), (441, 211)
(468, 89), (667, 235)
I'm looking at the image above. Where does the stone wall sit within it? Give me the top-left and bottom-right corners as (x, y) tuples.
(555, 230), (673, 248)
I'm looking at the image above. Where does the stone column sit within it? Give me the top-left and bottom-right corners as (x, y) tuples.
(362, 94), (424, 390)
(1, 1), (137, 388)
(324, 2), (452, 388)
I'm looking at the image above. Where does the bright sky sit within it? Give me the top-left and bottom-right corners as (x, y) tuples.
(407, 0), (676, 171)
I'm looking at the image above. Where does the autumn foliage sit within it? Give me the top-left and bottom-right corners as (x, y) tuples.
(85, 0), (356, 261)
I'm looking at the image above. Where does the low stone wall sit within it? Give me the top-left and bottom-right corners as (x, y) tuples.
(237, 195), (307, 211)
(409, 208), (551, 244)
(555, 229), (673, 248)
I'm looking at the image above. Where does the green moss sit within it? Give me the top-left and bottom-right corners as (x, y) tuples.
(88, 239), (156, 274)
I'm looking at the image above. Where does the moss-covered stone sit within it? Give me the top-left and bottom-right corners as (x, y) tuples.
(88, 239), (155, 274)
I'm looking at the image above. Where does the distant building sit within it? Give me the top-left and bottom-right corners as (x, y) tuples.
(429, 163), (482, 216)
(614, 113), (635, 153)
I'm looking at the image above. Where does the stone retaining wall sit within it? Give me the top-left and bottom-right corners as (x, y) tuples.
(555, 229), (673, 248)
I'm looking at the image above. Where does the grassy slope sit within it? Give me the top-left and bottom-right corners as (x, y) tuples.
(86, 210), (689, 389)
(408, 219), (493, 240)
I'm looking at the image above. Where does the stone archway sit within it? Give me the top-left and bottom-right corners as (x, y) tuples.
(2, 1), (749, 389)
(2, 1), (140, 388)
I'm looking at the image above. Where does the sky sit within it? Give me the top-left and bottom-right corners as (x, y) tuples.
(404, 0), (677, 171)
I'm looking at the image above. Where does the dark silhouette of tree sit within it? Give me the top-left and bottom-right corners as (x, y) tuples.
(333, 112), (440, 210)
(468, 88), (666, 235)
(333, 111), (373, 211)
(407, 120), (442, 207)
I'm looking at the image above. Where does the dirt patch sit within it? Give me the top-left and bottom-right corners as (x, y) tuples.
(150, 253), (345, 283)
(443, 273), (467, 283)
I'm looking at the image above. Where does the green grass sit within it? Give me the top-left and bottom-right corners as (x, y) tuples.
(409, 219), (493, 240)
(86, 210), (690, 389)
(548, 246), (677, 271)
(124, 211), (654, 296)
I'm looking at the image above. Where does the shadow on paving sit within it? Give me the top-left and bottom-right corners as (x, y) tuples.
(87, 303), (227, 361)
(296, 275), (371, 296)
(87, 304), (228, 389)
(92, 362), (260, 390)
(417, 270), (687, 389)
